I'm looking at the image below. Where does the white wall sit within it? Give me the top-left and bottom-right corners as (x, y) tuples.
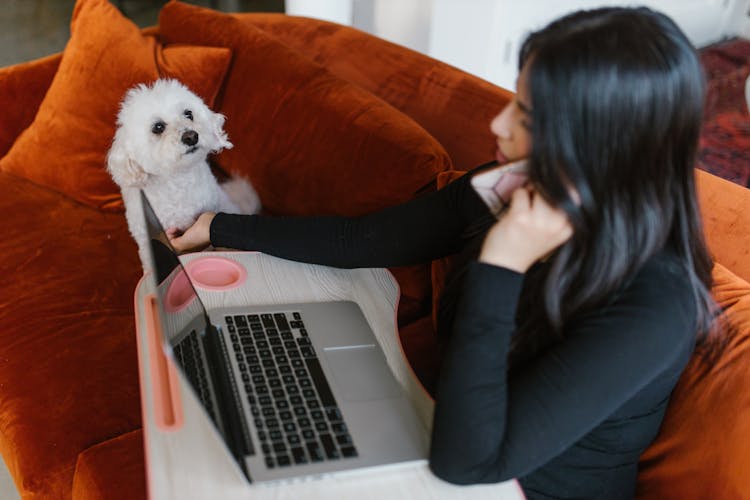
(286, 0), (750, 91)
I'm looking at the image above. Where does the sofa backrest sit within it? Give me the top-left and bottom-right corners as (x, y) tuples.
(239, 13), (514, 173)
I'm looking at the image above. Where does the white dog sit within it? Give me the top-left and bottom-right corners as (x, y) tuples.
(107, 79), (260, 271)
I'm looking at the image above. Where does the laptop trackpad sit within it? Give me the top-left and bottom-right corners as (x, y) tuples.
(323, 346), (402, 402)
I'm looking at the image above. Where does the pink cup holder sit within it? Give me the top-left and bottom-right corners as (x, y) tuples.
(164, 257), (247, 312)
(185, 256), (247, 291)
(165, 269), (196, 313)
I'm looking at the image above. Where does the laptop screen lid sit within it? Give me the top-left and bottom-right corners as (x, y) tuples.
(139, 190), (252, 479)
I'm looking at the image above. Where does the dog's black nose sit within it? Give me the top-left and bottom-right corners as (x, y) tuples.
(181, 130), (199, 146)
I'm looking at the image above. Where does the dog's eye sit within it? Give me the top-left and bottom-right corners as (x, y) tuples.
(184, 110), (193, 121)
(151, 121), (166, 135)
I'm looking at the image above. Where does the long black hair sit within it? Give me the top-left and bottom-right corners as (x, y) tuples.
(510, 7), (716, 364)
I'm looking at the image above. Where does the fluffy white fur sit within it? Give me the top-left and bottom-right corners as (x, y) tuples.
(107, 79), (260, 270)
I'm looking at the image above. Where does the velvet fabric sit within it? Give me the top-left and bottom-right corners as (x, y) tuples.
(158, 2), (452, 218)
(0, 172), (142, 498)
(239, 13), (515, 173)
(696, 168), (750, 282)
(71, 429), (146, 500)
(0, 0), (232, 212)
(0, 53), (60, 159)
(636, 263), (750, 498)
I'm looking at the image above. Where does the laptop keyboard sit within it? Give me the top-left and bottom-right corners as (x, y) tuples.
(173, 331), (218, 424)
(226, 312), (359, 469)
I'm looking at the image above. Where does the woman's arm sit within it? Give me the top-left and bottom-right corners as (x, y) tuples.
(428, 256), (696, 484)
(206, 168), (493, 268)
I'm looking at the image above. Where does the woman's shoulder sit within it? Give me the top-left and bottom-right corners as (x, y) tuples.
(632, 249), (693, 295)
(607, 249), (697, 339)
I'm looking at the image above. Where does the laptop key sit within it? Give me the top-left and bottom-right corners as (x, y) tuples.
(320, 434), (340, 459)
(326, 407), (343, 422)
(234, 315), (248, 327)
(336, 434), (353, 446)
(341, 446), (358, 458)
(261, 314), (275, 328)
(331, 422), (348, 435)
(264, 456), (275, 469)
(277, 454), (292, 467)
(304, 357), (337, 407)
(297, 337), (311, 347)
(291, 446), (307, 464)
(279, 411), (293, 422)
(286, 385), (300, 396)
(302, 429), (315, 441)
(306, 442), (324, 462)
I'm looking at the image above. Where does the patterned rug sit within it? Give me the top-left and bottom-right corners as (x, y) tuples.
(699, 37), (750, 187)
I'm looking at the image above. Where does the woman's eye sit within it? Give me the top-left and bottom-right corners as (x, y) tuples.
(151, 121), (166, 135)
(184, 110), (193, 121)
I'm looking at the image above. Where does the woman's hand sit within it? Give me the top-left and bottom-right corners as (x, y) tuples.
(167, 212), (216, 254)
(479, 186), (573, 273)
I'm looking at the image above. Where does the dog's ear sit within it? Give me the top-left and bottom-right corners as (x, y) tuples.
(107, 132), (148, 188)
(209, 111), (233, 152)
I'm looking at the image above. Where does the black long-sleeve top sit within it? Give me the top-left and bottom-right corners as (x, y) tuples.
(209, 167), (697, 499)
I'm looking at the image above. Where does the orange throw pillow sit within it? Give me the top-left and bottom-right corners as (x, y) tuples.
(159, 1), (452, 217)
(637, 262), (750, 498)
(0, 0), (232, 211)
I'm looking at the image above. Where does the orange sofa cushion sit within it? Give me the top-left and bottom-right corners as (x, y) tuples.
(637, 262), (750, 498)
(0, 53), (61, 159)
(0, 171), (142, 498)
(72, 429), (146, 500)
(696, 168), (750, 283)
(159, 1), (452, 218)
(238, 13), (514, 172)
(0, 0), (232, 212)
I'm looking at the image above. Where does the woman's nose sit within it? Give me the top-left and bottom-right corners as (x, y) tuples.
(490, 105), (513, 139)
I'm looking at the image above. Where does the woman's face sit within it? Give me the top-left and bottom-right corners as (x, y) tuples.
(490, 62), (533, 163)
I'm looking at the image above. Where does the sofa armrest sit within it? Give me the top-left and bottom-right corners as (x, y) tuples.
(0, 53), (61, 158)
(238, 13), (513, 172)
(696, 168), (750, 282)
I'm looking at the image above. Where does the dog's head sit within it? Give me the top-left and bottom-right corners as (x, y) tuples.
(107, 79), (233, 187)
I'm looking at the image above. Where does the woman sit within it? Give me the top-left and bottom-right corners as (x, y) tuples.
(170, 7), (714, 499)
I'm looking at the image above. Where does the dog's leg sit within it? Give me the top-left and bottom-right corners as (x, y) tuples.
(220, 176), (261, 215)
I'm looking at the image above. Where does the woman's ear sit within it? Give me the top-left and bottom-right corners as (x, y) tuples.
(209, 111), (233, 153)
(106, 131), (148, 188)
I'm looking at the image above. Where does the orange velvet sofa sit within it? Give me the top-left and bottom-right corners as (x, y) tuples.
(0, 1), (749, 499)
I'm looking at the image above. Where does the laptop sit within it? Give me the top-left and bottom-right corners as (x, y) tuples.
(139, 191), (428, 483)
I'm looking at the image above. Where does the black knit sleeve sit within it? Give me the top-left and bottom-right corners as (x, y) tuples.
(429, 257), (697, 485)
(209, 169), (492, 268)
